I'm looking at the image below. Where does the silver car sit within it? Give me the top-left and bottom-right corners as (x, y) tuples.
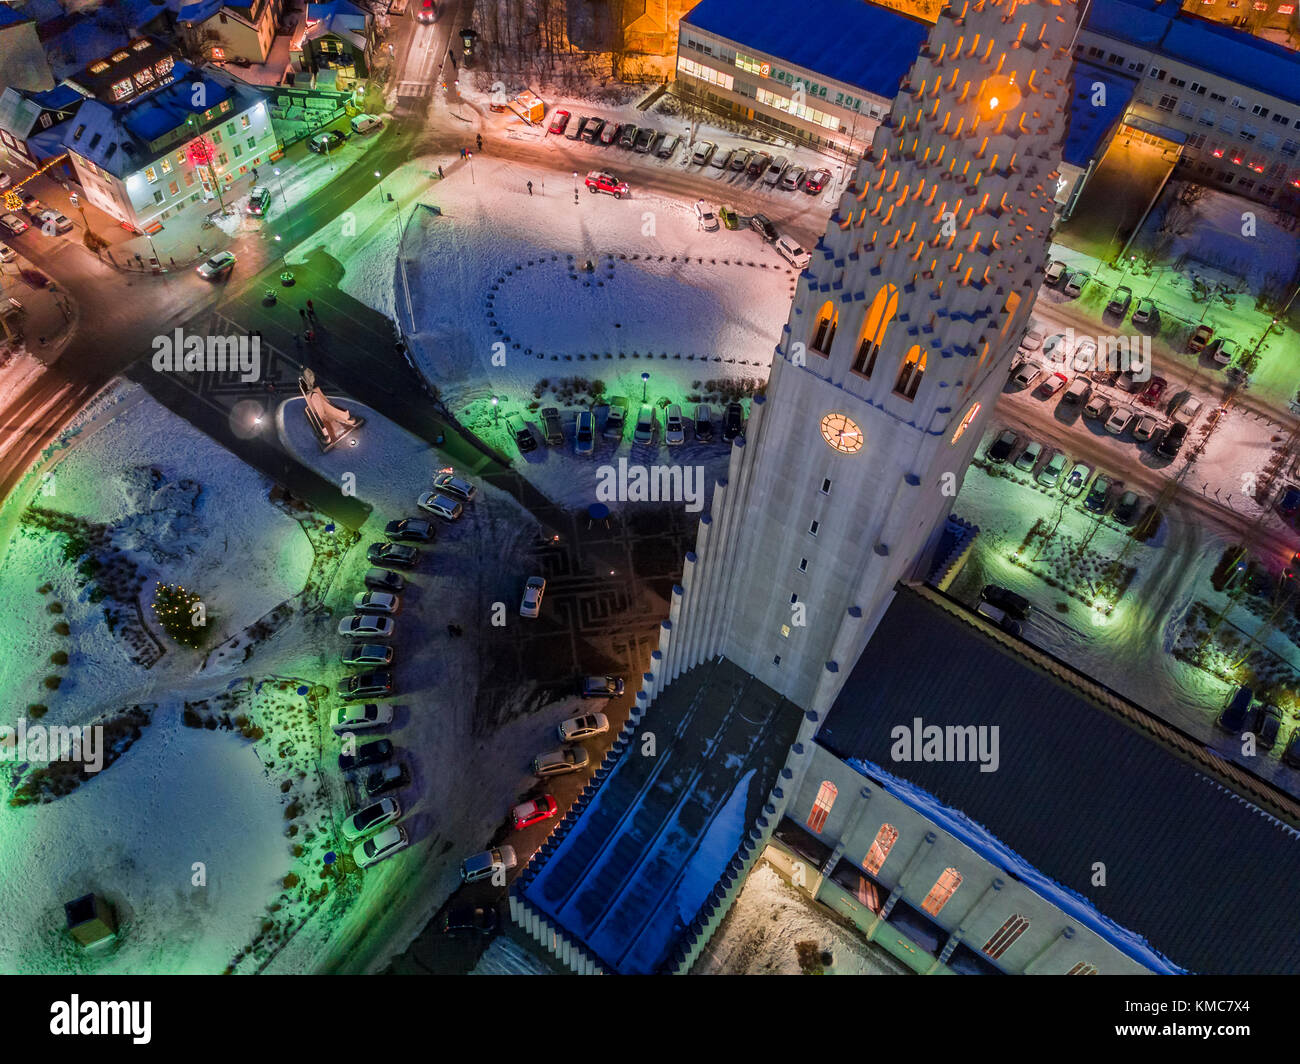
(633, 405), (656, 444)
(533, 747), (591, 778)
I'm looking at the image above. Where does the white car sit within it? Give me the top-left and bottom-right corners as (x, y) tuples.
(694, 201), (719, 232)
(1037, 451), (1067, 487)
(1104, 406), (1135, 435)
(196, 251), (235, 279)
(353, 590), (399, 614)
(557, 712), (610, 743)
(633, 405), (656, 444)
(1133, 414), (1159, 442)
(417, 491), (463, 521)
(691, 140), (715, 165)
(331, 702), (394, 735)
(1083, 394), (1110, 420)
(0, 171), (10, 190)
(1044, 260), (1067, 285)
(350, 114), (383, 135)
(0, 243), (15, 263)
(342, 797), (401, 841)
(1018, 326), (1045, 354)
(337, 614), (394, 638)
(520, 576), (545, 618)
(37, 209), (73, 234)
(1011, 360), (1042, 389)
(353, 824), (409, 868)
(431, 472), (475, 502)
(664, 404), (685, 445)
(1062, 462), (1090, 498)
(1173, 395), (1203, 426)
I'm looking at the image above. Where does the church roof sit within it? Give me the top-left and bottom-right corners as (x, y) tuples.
(817, 582), (1300, 975)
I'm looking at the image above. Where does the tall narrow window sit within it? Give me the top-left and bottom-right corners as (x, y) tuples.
(853, 284), (899, 377)
(863, 823), (898, 875)
(807, 780), (838, 833)
(811, 300), (838, 355)
(983, 914), (1030, 959)
(1067, 962), (1099, 975)
(894, 345), (926, 400)
(921, 867), (962, 915)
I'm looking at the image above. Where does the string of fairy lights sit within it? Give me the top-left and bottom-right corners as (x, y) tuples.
(150, 581), (205, 647)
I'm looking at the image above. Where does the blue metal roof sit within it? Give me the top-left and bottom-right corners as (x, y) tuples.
(29, 84), (83, 110)
(1085, 0), (1175, 47)
(682, 0), (930, 98)
(1160, 17), (1300, 105)
(0, 5), (30, 27)
(1063, 62), (1135, 168)
(178, 0), (224, 23)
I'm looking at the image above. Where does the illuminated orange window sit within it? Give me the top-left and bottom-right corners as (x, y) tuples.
(983, 914), (1029, 960)
(1067, 962), (1099, 975)
(807, 780), (837, 833)
(811, 300), (838, 356)
(852, 284), (898, 378)
(894, 345), (926, 400)
(862, 823), (898, 875)
(950, 401), (981, 444)
(921, 867), (962, 915)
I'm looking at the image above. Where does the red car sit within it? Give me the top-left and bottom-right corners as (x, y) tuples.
(548, 109), (570, 135)
(584, 171), (629, 198)
(511, 794), (558, 830)
(1138, 376), (1167, 407)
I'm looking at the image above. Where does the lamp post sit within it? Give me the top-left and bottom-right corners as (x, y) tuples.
(374, 169), (385, 203)
(273, 167), (289, 212)
(573, 170), (578, 204)
(274, 233), (286, 269)
(641, 371), (649, 402)
(467, 151), (474, 185)
(491, 395), (499, 424)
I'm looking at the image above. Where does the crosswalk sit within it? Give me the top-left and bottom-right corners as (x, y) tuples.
(396, 82), (434, 98)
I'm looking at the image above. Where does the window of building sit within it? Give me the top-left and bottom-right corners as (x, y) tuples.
(211, 130), (222, 144)
(853, 284), (898, 378)
(247, 137), (257, 150)
(144, 164), (158, 182)
(168, 180), (179, 196)
(233, 144), (242, 158)
(184, 170), (195, 186)
(862, 823), (898, 875)
(1189, 81), (1207, 95)
(1282, 140), (1299, 158)
(798, 557), (808, 572)
(1198, 109), (1216, 126)
(807, 781), (837, 833)
(1240, 125), (1257, 142)
(1168, 77), (1186, 89)
(1178, 101), (1195, 119)
(773, 655), (781, 666)
(1127, 61), (1145, 73)
(950, 401), (981, 444)
(226, 121), (237, 136)
(1067, 962), (1099, 975)
(811, 300), (838, 355)
(894, 345), (926, 400)
(1272, 112), (1289, 125)
(921, 868), (962, 915)
(1157, 94), (1177, 112)
(1107, 53), (1124, 66)
(153, 189), (164, 204)
(1210, 92), (1227, 102)
(1187, 132), (1206, 149)
(820, 478), (832, 495)
(1252, 104), (1269, 118)
(983, 915), (1030, 959)
(808, 520), (820, 536)
(1147, 66), (1165, 80)
(677, 55), (734, 91)
(1088, 45), (1104, 58)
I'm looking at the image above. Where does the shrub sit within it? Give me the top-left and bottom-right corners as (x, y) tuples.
(53, 621), (69, 636)
(43, 676), (61, 690)
(50, 651), (68, 666)
(27, 704), (47, 719)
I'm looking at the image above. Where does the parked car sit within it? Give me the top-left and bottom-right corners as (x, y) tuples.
(581, 117), (606, 143)
(730, 149), (751, 172)
(723, 402), (745, 440)
(780, 164), (806, 190)
(980, 584), (1031, 620)
(1138, 376), (1167, 407)
(337, 615), (394, 638)
(599, 121), (621, 146)
(557, 712), (609, 742)
(353, 591), (399, 615)
(633, 404), (656, 444)
(1156, 422), (1188, 458)
(1172, 395), (1203, 426)
(339, 671), (393, 702)
(519, 575), (546, 618)
(694, 404), (713, 442)
(339, 738), (392, 771)
(511, 795), (559, 830)
(1085, 474), (1113, 513)
(1113, 490), (1141, 524)
(746, 151), (772, 177)
(1132, 298), (1157, 326)
(245, 186), (272, 216)
(460, 845), (518, 883)
(1104, 405), (1135, 436)
(575, 410), (595, 455)
(1014, 440), (1042, 472)
(802, 168), (831, 193)
(709, 146), (733, 169)
(0, 243), (15, 263)
(655, 133), (681, 159)
(308, 130), (345, 153)
(585, 171), (629, 198)
(1106, 286), (1132, 317)
(441, 905), (498, 935)
(366, 761), (409, 795)
(1116, 369), (1144, 393)
(1062, 461), (1090, 497)
(350, 114), (383, 135)
(341, 644), (394, 668)
(1217, 685), (1254, 734)
(540, 407), (563, 446)
(1043, 260), (1067, 285)
(332, 702), (393, 735)
(1207, 337), (1238, 366)
(506, 413), (536, 453)
(578, 675), (625, 698)
(617, 124), (639, 149)
(432, 472), (476, 502)
(694, 201), (719, 231)
(547, 109), (571, 135)
(195, 251), (236, 280)
(763, 155), (788, 186)
(1254, 703), (1283, 750)
(1133, 414), (1159, 442)
(353, 824), (408, 868)
(976, 601), (1022, 637)
(0, 171), (9, 190)
(775, 234), (810, 269)
(1278, 486), (1300, 518)
(664, 404), (685, 445)
(415, 0), (437, 21)
(691, 140), (715, 165)
(1011, 360), (1042, 389)
(1083, 393), (1110, 421)
(565, 116), (587, 141)
(1037, 450), (1067, 487)
(1188, 324), (1214, 353)
(533, 746), (590, 778)
(342, 797), (401, 841)
(1062, 271), (1087, 297)
(750, 213), (778, 242)
(1038, 371), (1069, 398)
(385, 518), (434, 542)
(986, 428), (1018, 463)
(417, 491), (463, 521)
(633, 127), (656, 153)
(604, 396), (628, 439)
(33, 209), (72, 233)
(1061, 376), (1091, 406)
(367, 542), (418, 568)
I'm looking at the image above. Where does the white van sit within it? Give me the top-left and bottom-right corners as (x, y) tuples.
(775, 235), (810, 270)
(350, 114), (382, 135)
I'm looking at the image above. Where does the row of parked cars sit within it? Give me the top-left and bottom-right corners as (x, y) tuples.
(0, 192), (73, 239)
(985, 426), (1147, 522)
(509, 399), (746, 455)
(1217, 686), (1299, 766)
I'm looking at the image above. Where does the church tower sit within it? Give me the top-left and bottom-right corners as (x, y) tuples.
(653, 0), (1080, 714)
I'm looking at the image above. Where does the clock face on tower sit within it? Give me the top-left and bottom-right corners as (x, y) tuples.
(820, 413), (863, 454)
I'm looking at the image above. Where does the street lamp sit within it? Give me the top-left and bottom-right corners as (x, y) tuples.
(573, 170), (578, 203)
(491, 395), (499, 424)
(641, 372), (650, 402)
(273, 167), (289, 212)
(374, 169), (385, 203)
(466, 151), (474, 185)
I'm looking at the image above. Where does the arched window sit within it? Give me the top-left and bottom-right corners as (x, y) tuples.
(894, 345), (926, 400)
(1067, 962), (1099, 975)
(811, 301), (838, 356)
(982, 914), (1030, 959)
(852, 284), (898, 378)
(921, 867), (962, 915)
(949, 401), (981, 444)
(807, 780), (838, 833)
(862, 823), (898, 875)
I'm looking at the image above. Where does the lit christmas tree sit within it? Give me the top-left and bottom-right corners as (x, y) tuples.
(150, 582), (207, 649)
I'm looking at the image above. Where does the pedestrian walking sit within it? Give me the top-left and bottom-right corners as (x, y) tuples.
(527, 180), (533, 195)
(438, 165), (444, 179)
(299, 308), (308, 324)
(306, 298), (316, 320)
(305, 328), (316, 343)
